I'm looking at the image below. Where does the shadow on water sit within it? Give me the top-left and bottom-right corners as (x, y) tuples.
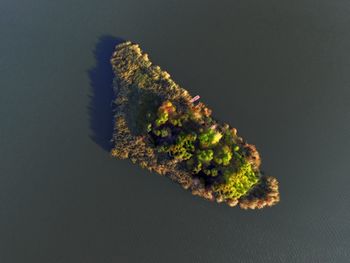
(88, 35), (125, 151)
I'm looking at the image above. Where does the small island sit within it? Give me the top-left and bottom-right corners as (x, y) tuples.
(110, 41), (280, 209)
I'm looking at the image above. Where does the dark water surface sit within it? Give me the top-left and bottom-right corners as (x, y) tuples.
(1, 1), (350, 262)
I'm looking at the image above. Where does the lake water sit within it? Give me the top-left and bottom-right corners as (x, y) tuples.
(1, 0), (349, 262)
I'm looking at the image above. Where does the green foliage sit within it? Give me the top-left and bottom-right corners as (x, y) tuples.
(203, 168), (218, 177)
(196, 149), (214, 163)
(213, 162), (259, 200)
(158, 132), (197, 161)
(146, 123), (152, 132)
(146, 99), (259, 186)
(155, 111), (168, 126)
(153, 129), (161, 136)
(198, 129), (222, 148)
(160, 128), (169, 137)
(169, 118), (181, 126)
(213, 145), (232, 166)
(191, 160), (202, 174)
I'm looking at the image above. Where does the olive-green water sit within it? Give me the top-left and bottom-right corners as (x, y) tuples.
(1, 1), (349, 262)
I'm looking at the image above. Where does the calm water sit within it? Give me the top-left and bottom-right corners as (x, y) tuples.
(1, 0), (350, 262)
